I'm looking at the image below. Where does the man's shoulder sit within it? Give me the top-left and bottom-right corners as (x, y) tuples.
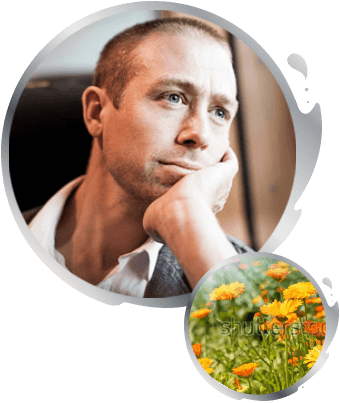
(22, 206), (43, 224)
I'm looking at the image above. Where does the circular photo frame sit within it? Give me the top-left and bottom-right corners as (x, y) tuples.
(185, 253), (338, 399)
(2, 2), (322, 307)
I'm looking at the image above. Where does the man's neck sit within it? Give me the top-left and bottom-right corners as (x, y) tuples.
(55, 161), (149, 285)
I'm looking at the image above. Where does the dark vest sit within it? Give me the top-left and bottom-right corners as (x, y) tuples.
(23, 206), (252, 298)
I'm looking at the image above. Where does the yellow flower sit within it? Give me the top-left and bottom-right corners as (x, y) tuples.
(253, 261), (262, 267)
(209, 282), (246, 301)
(232, 363), (258, 378)
(304, 345), (322, 369)
(277, 261), (291, 267)
(192, 343), (202, 357)
(283, 282), (317, 300)
(265, 267), (291, 281)
(191, 308), (211, 319)
(238, 263), (248, 270)
(198, 358), (214, 374)
(260, 299), (302, 321)
(252, 296), (262, 304)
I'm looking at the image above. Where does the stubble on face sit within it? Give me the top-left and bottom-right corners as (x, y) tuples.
(100, 31), (237, 210)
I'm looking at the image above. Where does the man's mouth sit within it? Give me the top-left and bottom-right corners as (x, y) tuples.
(159, 160), (202, 171)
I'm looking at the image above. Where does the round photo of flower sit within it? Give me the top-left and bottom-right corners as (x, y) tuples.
(185, 255), (333, 399)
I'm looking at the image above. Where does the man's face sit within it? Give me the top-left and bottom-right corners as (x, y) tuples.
(100, 31), (238, 207)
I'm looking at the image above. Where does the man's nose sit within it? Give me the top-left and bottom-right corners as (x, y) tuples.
(176, 110), (210, 149)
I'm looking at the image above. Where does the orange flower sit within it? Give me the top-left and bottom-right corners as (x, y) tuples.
(238, 263), (248, 270)
(232, 363), (258, 378)
(210, 282), (246, 301)
(306, 297), (322, 304)
(198, 358), (214, 374)
(263, 297), (269, 304)
(261, 319), (279, 331)
(288, 357), (300, 366)
(260, 299), (302, 322)
(315, 310), (325, 319)
(283, 282), (317, 300)
(259, 282), (269, 290)
(191, 308), (211, 319)
(285, 313), (298, 327)
(233, 378), (243, 392)
(253, 312), (263, 322)
(277, 287), (285, 293)
(192, 343), (202, 357)
(303, 321), (326, 339)
(265, 267), (291, 281)
(278, 329), (288, 342)
(253, 261), (262, 267)
(261, 290), (268, 297)
(206, 302), (214, 308)
(252, 296), (262, 304)
(314, 305), (324, 312)
(304, 345), (322, 369)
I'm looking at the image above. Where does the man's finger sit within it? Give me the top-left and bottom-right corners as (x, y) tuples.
(220, 147), (239, 176)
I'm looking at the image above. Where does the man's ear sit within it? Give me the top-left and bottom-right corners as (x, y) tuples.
(82, 86), (107, 138)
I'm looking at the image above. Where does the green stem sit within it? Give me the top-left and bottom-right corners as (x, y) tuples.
(287, 327), (295, 383)
(244, 335), (271, 369)
(277, 281), (284, 301)
(247, 378), (254, 394)
(260, 329), (280, 392)
(284, 326), (289, 388)
(304, 299), (308, 321)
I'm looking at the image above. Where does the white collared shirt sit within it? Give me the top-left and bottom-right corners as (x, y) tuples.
(29, 176), (163, 297)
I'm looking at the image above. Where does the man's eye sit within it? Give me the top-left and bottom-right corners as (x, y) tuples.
(167, 93), (182, 104)
(214, 108), (226, 119)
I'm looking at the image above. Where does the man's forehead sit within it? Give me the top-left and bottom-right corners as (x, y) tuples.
(135, 29), (232, 63)
(133, 31), (236, 92)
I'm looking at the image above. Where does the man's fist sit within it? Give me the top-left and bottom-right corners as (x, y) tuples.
(143, 147), (238, 242)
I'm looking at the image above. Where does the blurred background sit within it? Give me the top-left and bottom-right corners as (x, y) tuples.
(9, 10), (295, 250)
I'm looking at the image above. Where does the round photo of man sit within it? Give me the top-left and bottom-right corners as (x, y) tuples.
(4, 5), (297, 305)
(187, 256), (329, 397)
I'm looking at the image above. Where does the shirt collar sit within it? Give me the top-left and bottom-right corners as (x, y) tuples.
(29, 176), (163, 286)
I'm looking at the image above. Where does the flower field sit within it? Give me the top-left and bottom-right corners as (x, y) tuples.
(189, 258), (326, 394)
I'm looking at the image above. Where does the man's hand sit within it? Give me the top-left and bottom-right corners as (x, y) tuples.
(143, 147), (239, 289)
(143, 147), (238, 242)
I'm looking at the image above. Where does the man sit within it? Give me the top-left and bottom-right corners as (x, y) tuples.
(25, 18), (252, 298)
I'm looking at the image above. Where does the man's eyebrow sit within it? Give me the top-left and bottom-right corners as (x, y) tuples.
(147, 78), (199, 96)
(147, 78), (239, 110)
